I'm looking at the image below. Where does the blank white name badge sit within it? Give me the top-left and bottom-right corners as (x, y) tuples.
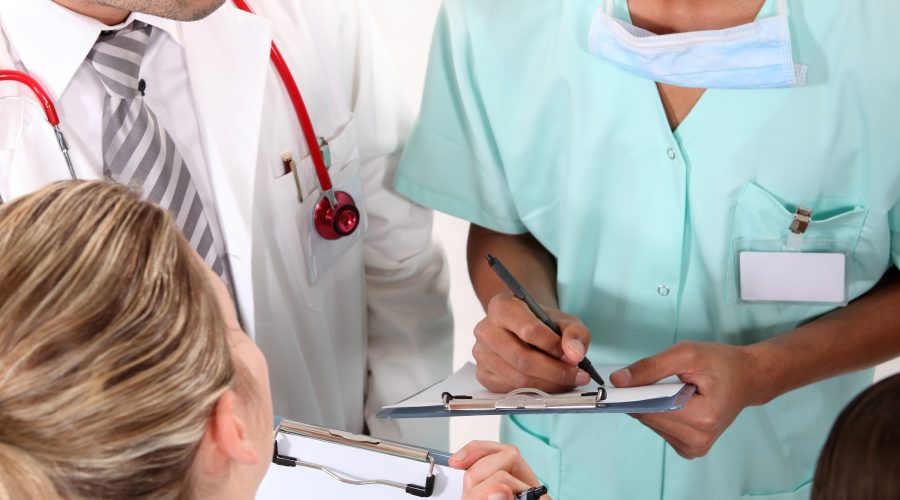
(739, 251), (846, 303)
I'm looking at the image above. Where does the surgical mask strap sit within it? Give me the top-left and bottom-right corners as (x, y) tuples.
(776, 0), (789, 17)
(604, 0), (613, 16)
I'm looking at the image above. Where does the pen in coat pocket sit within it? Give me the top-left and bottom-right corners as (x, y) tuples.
(281, 152), (303, 203)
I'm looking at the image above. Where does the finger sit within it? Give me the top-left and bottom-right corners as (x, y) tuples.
(463, 445), (540, 489)
(633, 408), (715, 458)
(639, 395), (717, 430)
(487, 295), (567, 358)
(473, 338), (587, 393)
(552, 315), (591, 365)
(461, 482), (514, 500)
(473, 350), (533, 394)
(635, 413), (707, 448)
(627, 412), (698, 457)
(473, 346), (581, 394)
(449, 441), (518, 470)
(463, 451), (518, 490)
(611, 342), (701, 387)
(636, 418), (699, 459)
(464, 470), (533, 500)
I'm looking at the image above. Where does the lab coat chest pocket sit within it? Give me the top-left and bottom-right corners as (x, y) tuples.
(0, 98), (23, 199)
(0, 101), (76, 200)
(271, 116), (366, 310)
(725, 182), (870, 310)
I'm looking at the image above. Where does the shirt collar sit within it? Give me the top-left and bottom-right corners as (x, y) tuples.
(0, 0), (183, 100)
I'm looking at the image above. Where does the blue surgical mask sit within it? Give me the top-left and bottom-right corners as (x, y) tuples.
(587, 0), (807, 89)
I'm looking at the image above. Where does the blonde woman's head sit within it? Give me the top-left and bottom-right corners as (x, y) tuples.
(0, 180), (272, 500)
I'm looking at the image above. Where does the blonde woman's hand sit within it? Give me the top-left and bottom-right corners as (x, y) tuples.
(450, 441), (551, 500)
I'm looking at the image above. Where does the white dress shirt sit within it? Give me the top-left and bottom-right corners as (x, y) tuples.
(0, 0), (227, 256)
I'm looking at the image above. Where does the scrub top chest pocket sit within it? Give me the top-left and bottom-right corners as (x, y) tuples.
(273, 116), (367, 288)
(726, 182), (868, 306)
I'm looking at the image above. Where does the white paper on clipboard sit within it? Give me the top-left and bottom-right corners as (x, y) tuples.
(256, 431), (464, 499)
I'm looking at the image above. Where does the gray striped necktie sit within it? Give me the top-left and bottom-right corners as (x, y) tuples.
(87, 21), (228, 280)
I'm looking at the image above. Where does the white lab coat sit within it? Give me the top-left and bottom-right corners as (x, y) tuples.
(0, 1), (452, 448)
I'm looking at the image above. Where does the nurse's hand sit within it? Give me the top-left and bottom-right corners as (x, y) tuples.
(451, 441), (550, 500)
(611, 341), (762, 459)
(473, 294), (592, 393)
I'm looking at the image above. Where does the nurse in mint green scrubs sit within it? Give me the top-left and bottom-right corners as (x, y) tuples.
(395, 0), (900, 498)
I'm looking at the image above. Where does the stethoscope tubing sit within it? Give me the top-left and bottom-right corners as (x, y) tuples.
(0, 69), (60, 125)
(231, 0), (337, 205)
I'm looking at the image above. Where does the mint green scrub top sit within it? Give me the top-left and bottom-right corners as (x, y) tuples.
(394, 0), (900, 498)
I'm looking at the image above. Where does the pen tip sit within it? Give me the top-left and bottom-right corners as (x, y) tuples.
(486, 254), (497, 265)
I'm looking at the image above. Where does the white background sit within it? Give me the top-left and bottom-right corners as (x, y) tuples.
(367, 0), (900, 452)
(369, 0), (499, 450)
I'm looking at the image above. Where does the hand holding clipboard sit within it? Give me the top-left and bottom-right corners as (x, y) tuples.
(259, 419), (554, 499)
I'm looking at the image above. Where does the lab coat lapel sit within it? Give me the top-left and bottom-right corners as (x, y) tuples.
(5, 118), (96, 190)
(181, 6), (271, 332)
(0, 26), (14, 68)
(1, 27), (96, 199)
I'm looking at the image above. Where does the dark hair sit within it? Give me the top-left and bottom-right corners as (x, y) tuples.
(811, 373), (900, 500)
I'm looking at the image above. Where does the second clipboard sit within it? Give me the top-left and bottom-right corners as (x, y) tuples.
(257, 418), (463, 499)
(378, 362), (696, 419)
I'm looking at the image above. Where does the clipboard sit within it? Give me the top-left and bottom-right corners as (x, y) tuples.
(378, 363), (696, 419)
(256, 419), (463, 499)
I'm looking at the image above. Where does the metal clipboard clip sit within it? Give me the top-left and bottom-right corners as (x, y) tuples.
(441, 386), (608, 412)
(271, 419), (436, 497)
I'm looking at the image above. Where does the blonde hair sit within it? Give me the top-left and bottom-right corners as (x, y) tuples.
(0, 180), (235, 500)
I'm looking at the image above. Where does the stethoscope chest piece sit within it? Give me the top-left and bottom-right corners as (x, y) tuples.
(314, 191), (360, 240)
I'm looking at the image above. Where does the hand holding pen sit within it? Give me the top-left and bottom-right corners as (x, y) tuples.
(487, 255), (605, 388)
(452, 441), (551, 500)
(470, 254), (603, 394)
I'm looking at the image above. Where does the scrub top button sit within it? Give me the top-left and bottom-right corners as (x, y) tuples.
(667, 148), (676, 160)
(658, 285), (671, 297)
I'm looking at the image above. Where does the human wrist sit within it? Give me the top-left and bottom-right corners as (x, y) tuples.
(740, 342), (786, 407)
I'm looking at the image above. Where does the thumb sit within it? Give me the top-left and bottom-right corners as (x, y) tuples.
(559, 321), (590, 366)
(611, 345), (687, 387)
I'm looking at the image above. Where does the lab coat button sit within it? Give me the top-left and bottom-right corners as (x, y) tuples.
(657, 285), (671, 297)
(667, 148), (676, 160)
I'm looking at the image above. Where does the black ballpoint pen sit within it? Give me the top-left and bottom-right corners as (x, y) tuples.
(487, 254), (606, 388)
(517, 485), (549, 500)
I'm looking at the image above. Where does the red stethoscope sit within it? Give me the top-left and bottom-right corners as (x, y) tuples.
(0, 0), (360, 240)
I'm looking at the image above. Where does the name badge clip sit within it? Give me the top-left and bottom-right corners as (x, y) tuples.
(786, 206), (813, 250)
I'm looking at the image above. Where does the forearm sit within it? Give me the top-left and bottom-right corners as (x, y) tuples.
(467, 224), (558, 310)
(746, 267), (900, 406)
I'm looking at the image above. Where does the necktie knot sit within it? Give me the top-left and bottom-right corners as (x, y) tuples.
(87, 21), (152, 99)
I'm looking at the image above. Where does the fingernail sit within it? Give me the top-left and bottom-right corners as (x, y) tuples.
(487, 493), (508, 500)
(566, 338), (585, 357)
(451, 450), (467, 463)
(612, 368), (631, 385)
(576, 370), (590, 386)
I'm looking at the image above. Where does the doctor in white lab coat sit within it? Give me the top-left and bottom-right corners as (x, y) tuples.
(0, 0), (451, 448)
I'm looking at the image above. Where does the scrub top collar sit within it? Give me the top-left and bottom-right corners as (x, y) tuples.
(0, 0), (183, 101)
